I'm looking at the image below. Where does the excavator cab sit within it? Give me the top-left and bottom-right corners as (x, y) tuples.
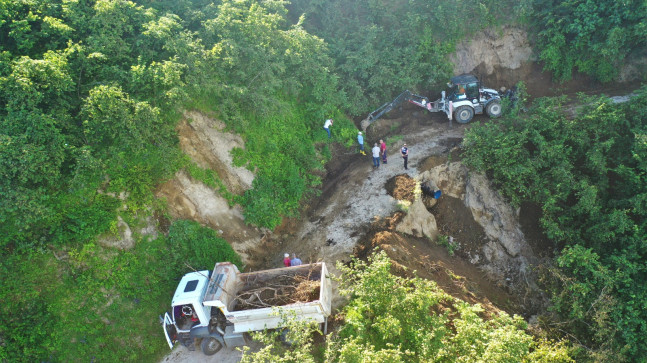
(447, 74), (480, 102)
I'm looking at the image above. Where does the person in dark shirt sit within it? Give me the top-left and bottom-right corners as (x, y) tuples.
(401, 143), (409, 170)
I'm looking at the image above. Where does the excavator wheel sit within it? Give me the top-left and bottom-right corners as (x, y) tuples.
(486, 100), (502, 118)
(454, 106), (474, 124)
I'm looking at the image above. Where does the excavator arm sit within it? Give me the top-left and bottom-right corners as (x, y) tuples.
(366, 90), (431, 124)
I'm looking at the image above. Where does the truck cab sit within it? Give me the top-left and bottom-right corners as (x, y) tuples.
(162, 270), (216, 352)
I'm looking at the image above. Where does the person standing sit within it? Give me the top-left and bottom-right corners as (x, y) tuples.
(380, 139), (387, 164)
(358, 132), (366, 155)
(323, 119), (333, 139)
(401, 143), (409, 170)
(290, 253), (302, 266)
(283, 253), (291, 267)
(372, 143), (381, 168)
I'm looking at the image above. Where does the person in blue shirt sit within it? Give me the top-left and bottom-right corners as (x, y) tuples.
(290, 253), (302, 266)
(357, 131), (366, 155)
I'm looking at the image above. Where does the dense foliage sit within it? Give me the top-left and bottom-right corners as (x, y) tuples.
(2, 0), (645, 361)
(0, 0), (339, 360)
(241, 251), (572, 362)
(532, 0), (647, 82)
(0, 219), (242, 362)
(463, 87), (647, 361)
(288, 0), (529, 115)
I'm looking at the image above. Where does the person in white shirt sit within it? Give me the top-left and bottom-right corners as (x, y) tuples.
(372, 143), (381, 168)
(323, 119), (333, 139)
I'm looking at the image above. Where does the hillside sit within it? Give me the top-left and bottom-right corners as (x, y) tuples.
(1, 0), (646, 362)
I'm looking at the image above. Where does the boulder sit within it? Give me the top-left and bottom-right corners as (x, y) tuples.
(396, 198), (438, 240)
(420, 162), (468, 199)
(464, 173), (525, 257)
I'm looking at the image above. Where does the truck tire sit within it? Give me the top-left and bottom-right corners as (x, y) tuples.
(486, 100), (502, 118)
(454, 106), (474, 124)
(201, 337), (223, 356)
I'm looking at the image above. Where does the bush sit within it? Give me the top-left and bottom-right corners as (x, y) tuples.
(167, 220), (243, 270)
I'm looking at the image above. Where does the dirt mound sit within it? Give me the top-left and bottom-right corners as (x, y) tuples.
(430, 195), (488, 259)
(356, 229), (521, 316)
(385, 174), (417, 202)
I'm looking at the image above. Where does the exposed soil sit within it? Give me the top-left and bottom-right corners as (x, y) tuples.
(519, 202), (554, 259)
(430, 195), (489, 260)
(354, 225), (521, 316)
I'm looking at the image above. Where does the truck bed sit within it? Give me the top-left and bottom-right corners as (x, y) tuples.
(203, 262), (332, 333)
(233, 265), (321, 311)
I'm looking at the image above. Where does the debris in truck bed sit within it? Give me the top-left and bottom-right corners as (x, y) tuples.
(232, 267), (321, 311)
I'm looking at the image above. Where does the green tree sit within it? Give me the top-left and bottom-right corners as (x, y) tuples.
(463, 87), (647, 360)
(240, 252), (571, 362)
(532, 0), (647, 82)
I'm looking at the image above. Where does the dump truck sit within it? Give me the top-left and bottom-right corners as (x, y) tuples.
(161, 261), (332, 355)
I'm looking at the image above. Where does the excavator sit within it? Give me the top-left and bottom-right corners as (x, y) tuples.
(362, 74), (508, 130)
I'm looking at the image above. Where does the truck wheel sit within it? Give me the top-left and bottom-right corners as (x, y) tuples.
(486, 100), (502, 118)
(279, 329), (294, 347)
(454, 106), (474, 124)
(201, 337), (223, 356)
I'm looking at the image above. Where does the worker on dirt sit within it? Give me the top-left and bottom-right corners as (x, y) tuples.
(401, 143), (409, 170)
(323, 119), (333, 139)
(380, 139), (387, 164)
(372, 143), (381, 168)
(358, 131), (366, 155)
(283, 253), (291, 267)
(290, 253), (302, 266)
(421, 181), (442, 199)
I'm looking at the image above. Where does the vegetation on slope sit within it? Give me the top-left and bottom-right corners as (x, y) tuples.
(531, 0), (647, 82)
(463, 87), (647, 361)
(240, 252), (572, 362)
(1, 0), (646, 361)
(0, 0), (339, 360)
(287, 0), (529, 115)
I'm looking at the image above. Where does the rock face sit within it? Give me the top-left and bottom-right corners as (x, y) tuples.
(419, 163), (468, 200)
(153, 111), (261, 262)
(465, 173), (525, 257)
(451, 26), (534, 77)
(423, 161), (539, 290)
(156, 171), (261, 261)
(179, 111), (254, 194)
(395, 198), (438, 241)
